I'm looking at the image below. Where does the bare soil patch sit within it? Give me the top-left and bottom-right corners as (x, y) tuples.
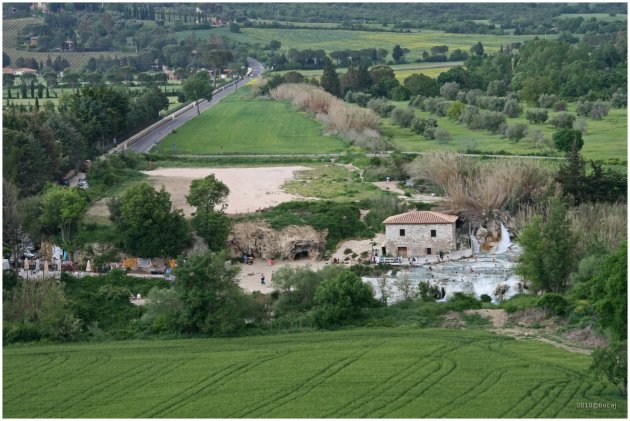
(464, 309), (507, 328)
(141, 166), (312, 216)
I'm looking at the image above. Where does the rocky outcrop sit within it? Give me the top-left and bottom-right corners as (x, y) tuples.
(228, 221), (326, 260)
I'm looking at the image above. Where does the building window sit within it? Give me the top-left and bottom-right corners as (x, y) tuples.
(426, 248), (432, 255)
(399, 229), (405, 236)
(431, 229), (437, 237)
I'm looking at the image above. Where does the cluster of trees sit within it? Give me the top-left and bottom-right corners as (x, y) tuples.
(3, 84), (169, 196)
(516, 197), (627, 394)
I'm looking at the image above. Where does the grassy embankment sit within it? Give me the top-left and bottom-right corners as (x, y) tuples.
(3, 327), (626, 418)
(156, 86), (348, 155)
(383, 102), (627, 162)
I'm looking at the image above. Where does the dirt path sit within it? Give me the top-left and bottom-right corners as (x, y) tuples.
(372, 181), (443, 203)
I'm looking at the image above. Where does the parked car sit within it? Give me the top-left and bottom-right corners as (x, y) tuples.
(78, 178), (89, 189)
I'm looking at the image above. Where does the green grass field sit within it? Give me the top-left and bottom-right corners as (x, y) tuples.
(384, 103), (627, 162)
(178, 27), (555, 61)
(270, 61), (463, 82)
(3, 327), (625, 418)
(558, 13), (627, 22)
(156, 87), (347, 155)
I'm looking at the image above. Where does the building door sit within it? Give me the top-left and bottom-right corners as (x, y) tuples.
(397, 247), (408, 257)
(426, 247), (432, 255)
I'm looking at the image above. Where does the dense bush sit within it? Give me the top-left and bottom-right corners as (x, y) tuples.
(447, 100), (464, 120)
(411, 117), (438, 135)
(313, 270), (375, 328)
(469, 111), (506, 133)
(390, 107), (415, 128)
(553, 101), (567, 112)
(611, 88), (627, 108)
(505, 123), (528, 142)
(502, 99), (522, 117)
(525, 109), (548, 124)
(590, 100), (610, 120)
(486, 80), (508, 96)
(422, 97), (451, 116)
(537, 293), (568, 316)
(458, 104), (480, 125)
(499, 294), (541, 313)
(538, 94), (558, 108)
(477, 95), (506, 112)
(367, 97), (395, 117)
(465, 89), (483, 105)
(553, 128), (583, 152)
(439, 81), (460, 100)
(434, 128), (451, 143)
(549, 112), (576, 129)
(344, 90), (371, 107)
(445, 292), (482, 311)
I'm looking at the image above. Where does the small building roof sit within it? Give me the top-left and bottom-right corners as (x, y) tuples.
(383, 210), (458, 225)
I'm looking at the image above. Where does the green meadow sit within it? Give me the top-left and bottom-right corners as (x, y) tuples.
(271, 61), (463, 82)
(384, 103), (627, 162)
(179, 27), (555, 61)
(156, 87), (347, 155)
(3, 327), (625, 418)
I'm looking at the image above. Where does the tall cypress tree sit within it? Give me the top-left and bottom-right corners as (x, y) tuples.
(320, 57), (340, 97)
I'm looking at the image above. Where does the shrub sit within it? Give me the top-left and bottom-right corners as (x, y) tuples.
(486, 80), (508, 96)
(465, 89), (483, 105)
(471, 111), (506, 133)
(423, 126), (436, 140)
(590, 100), (609, 120)
(611, 88), (626, 108)
(477, 96), (506, 112)
(439, 81), (460, 100)
(480, 294), (492, 303)
(499, 294), (540, 313)
(525, 109), (548, 124)
(538, 94), (558, 108)
(447, 100), (464, 120)
(367, 97), (395, 117)
(422, 97), (451, 116)
(553, 101), (567, 112)
(458, 105), (480, 125)
(576, 100), (593, 117)
(573, 118), (588, 133)
(344, 91), (371, 107)
(434, 128), (451, 143)
(503, 99), (522, 117)
(409, 95), (425, 108)
(553, 128), (583, 152)
(390, 107), (415, 128)
(411, 117), (437, 135)
(537, 293), (568, 316)
(313, 270), (375, 328)
(446, 292), (481, 311)
(549, 112), (576, 129)
(505, 123), (528, 142)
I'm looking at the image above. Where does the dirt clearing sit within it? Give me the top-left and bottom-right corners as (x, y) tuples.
(140, 166), (313, 216)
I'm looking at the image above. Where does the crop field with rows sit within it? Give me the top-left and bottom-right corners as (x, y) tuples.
(3, 327), (625, 418)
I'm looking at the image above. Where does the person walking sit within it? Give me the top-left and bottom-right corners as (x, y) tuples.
(261, 274), (266, 285)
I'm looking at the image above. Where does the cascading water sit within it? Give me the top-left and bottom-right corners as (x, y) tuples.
(470, 233), (480, 254)
(494, 222), (512, 253)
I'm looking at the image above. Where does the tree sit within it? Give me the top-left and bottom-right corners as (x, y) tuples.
(39, 185), (88, 244)
(404, 73), (438, 97)
(182, 71), (212, 115)
(591, 242), (627, 341)
(549, 112), (576, 129)
(470, 41), (484, 57)
(520, 76), (555, 104)
(392, 44), (404, 63)
(320, 57), (340, 97)
(186, 175), (231, 251)
(525, 109), (548, 124)
(3, 180), (25, 271)
(268, 39), (281, 50)
(228, 22), (240, 33)
(502, 99), (522, 117)
(591, 341), (627, 396)
(312, 270), (375, 328)
(439, 81), (460, 100)
(553, 128), (583, 153)
(174, 250), (259, 335)
(516, 198), (576, 293)
(113, 183), (191, 257)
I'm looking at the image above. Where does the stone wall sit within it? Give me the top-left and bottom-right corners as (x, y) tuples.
(384, 223), (456, 257)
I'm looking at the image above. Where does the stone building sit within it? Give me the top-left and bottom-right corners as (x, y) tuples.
(382, 211), (458, 257)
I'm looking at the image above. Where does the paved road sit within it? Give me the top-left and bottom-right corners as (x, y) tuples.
(128, 57), (265, 154)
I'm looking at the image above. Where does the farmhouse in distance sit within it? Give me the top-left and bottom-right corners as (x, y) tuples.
(382, 210), (458, 257)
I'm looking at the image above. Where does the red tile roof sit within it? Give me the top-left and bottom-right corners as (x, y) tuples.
(383, 211), (458, 225)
